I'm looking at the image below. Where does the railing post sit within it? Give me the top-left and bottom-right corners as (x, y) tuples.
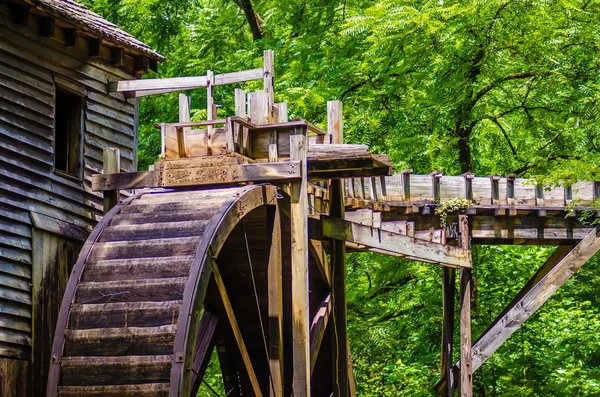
(234, 88), (247, 156)
(401, 169), (412, 202)
(102, 147), (120, 214)
(490, 175), (500, 205)
(432, 171), (442, 202)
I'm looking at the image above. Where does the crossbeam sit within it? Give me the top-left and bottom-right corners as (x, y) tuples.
(108, 68), (264, 95)
(311, 216), (472, 268)
(437, 227), (600, 392)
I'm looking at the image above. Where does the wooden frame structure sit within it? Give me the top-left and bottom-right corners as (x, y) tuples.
(46, 51), (600, 396)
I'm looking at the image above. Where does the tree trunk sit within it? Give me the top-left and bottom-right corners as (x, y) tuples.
(233, 0), (262, 41)
(457, 135), (472, 173)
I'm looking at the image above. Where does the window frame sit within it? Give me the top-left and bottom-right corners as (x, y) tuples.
(53, 84), (85, 181)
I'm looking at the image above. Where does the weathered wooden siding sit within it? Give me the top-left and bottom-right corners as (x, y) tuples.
(0, 2), (139, 368)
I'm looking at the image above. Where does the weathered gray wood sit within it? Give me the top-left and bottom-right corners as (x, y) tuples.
(435, 228), (600, 394)
(268, 204), (283, 397)
(64, 325), (176, 356)
(290, 133), (311, 396)
(103, 148), (121, 214)
(316, 216), (472, 268)
(60, 355), (172, 386)
(458, 215), (472, 397)
(57, 383), (169, 397)
(69, 301), (182, 330)
(210, 260), (263, 397)
(310, 293), (332, 372)
(440, 223), (455, 397)
(92, 161), (300, 190)
(75, 277), (188, 304)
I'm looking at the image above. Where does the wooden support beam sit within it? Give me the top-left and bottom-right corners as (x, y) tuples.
(309, 240), (331, 287)
(328, 100), (348, 396)
(315, 216), (472, 268)
(102, 148), (120, 215)
(209, 260), (263, 397)
(235, 89), (248, 156)
(438, 228), (600, 392)
(440, 223), (455, 397)
(264, 50), (275, 121)
(310, 294), (332, 372)
(458, 215), (472, 397)
(111, 47), (125, 67)
(290, 133), (310, 396)
(190, 310), (219, 396)
(268, 205), (283, 397)
(207, 70), (215, 147)
(64, 29), (78, 47)
(108, 68), (263, 94)
(92, 161), (301, 191)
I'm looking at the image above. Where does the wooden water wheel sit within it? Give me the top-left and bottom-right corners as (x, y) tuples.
(46, 184), (337, 396)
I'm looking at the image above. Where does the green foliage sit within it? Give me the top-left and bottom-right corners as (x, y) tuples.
(79, 0), (600, 394)
(435, 198), (470, 226)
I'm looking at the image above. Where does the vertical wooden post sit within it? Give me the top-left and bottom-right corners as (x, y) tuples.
(275, 102), (288, 122)
(432, 171), (442, 202)
(102, 148), (120, 215)
(234, 89), (247, 156)
(458, 215), (472, 397)
(179, 94), (191, 157)
(328, 100), (349, 397)
(440, 255), (455, 397)
(268, 203), (283, 397)
(290, 132), (310, 396)
(463, 173), (474, 203)
(401, 169), (412, 201)
(490, 175), (500, 205)
(564, 184), (573, 206)
(206, 70), (215, 154)
(264, 50), (275, 122)
(506, 174), (516, 205)
(328, 100), (343, 144)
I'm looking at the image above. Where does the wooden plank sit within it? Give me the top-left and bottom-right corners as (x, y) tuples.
(317, 216), (472, 268)
(108, 75), (208, 92)
(92, 161), (300, 190)
(109, 69), (263, 96)
(209, 259), (263, 397)
(458, 215), (472, 397)
(267, 205), (283, 397)
(310, 294), (332, 372)
(289, 133), (310, 396)
(92, 170), (159, 191)
(30, 211), (90, 242)
(102, 148), (120, 214)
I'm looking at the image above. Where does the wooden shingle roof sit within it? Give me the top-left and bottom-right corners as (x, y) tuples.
(24, 0), (164, 61)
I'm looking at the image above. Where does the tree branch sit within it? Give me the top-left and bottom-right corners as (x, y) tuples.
(231, 0), (263, 41)
(472, 72), (535, 106)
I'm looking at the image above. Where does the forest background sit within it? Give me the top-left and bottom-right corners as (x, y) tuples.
(81, 0), (600, 395)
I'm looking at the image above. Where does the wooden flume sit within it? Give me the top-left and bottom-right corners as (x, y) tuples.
(48, 51), (600, 397)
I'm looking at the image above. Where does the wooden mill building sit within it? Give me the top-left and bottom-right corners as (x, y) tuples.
(0, 0), (162, 395)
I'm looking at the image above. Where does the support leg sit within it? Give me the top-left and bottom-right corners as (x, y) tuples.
(458, 215), (472, 397)
(290, 133), (310, 396)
